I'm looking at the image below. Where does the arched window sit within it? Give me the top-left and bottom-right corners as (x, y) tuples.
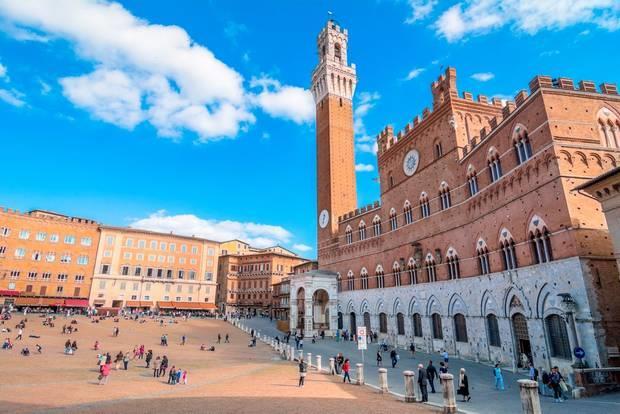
(372, 215), (382, 237)
(499, 229), (518, 270)
(420, 192), (430, 218)
(513, 125), (533, 165)
(488, 148), (503, 182)
(345, 226), (353, 245)
(334, 43), (341, 63)
(434, 142), (443, 159)
(375, 264), (385, 289)
(389, 208), (398, 231)
(403, 201), (413, 224)
(397, 312), (405, 335)
(425, 253), (437, 282)
(477, 239), (491, 275)
(337, 273), (342, 292)
(454, 314), (468, 342)
(529, 216), (553, 264)
(407, 258), (418, 285)
(467, 165), (479, 197)
(446, 248), (460, 280)
(347, 270), (355, 291)
(545, 314), (571, 359)
(359, 221), (367, 241)
(439, 181), (451, 210)
(379, 312), (388, 333)
(431, 313), (443, 339)
(412, 313), (423, 337)
(597, 108), (620, 148)
(361, 268), (369, 290)
(486, 314), (501, 347)
(392, 262), (401, 287)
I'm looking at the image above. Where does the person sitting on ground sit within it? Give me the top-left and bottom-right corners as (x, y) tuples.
(208, 346), (215, 351)
(36, 344), (42, 353)
(200, 344), (206, 351)
(21, 347), (30, 356)
(71, 340), (78, 351)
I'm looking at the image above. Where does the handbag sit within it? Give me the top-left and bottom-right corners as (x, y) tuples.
(98, 374), (103, 380)
(559, 380), (568, 393)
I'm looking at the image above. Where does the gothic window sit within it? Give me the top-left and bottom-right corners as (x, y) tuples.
(486, 314), (501, 347)
(499, 229), (518, 270)
(361, 268), (369, 290)
(446, 248), (460, 280)
(420, 192), (430, 218)
(439, 182), (451, 210)
(454, 314), (468, 342)
(359, 221), (367, 241)
(467, 165), (479, 197)
(434, 142), (443, 159)
(397, 312), (405, 335)
(597, 108), (620, 148)
(488, 149), (503, 182)
(412, 313), (423, 337)
(375, 264), (385, 289)
(476, 239), (491, 275)
(545, 314), (571, 359)
(407, 258), (418, 284)
(379, 312), (388, 333)
(514, 126), (533, 165)
(347, 270), (355, 291)
(345, 226), (353, 245)
(425, 253), (437, 282)
(431, 313), (443, 339)
(372, 215), (382, 237)
(403, 201), (413, 224)
(392, 262), (402, 287)
(334, 43), (341, 63)
(337, 273), (342, 292)
(389, 208), (398, 231)
(529, 216), (553, 264)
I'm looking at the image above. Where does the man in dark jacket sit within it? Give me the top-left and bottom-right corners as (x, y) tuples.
(426, 360), (437, 393)
(418, 363), (429, 402)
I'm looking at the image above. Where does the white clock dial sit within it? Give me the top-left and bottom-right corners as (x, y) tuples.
(403, 149), (420, 176)
(319, 209), (330, 229)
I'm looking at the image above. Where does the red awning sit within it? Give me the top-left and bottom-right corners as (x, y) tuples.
(64, 299), (90, 308)
(0, 290), (20, 297)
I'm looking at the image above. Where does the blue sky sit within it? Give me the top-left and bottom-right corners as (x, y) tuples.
(1, 0), (619, 258)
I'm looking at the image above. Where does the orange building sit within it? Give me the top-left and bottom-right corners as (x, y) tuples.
(217, 242), (309, 315)
(0, 208), (100, 309)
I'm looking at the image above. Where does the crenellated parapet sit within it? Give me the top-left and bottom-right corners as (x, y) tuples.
(338, 200), (381, 224)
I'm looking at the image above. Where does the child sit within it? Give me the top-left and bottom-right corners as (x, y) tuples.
(182, 370), (188, 384)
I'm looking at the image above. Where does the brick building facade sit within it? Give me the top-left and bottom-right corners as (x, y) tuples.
(313, 20), (620, 374)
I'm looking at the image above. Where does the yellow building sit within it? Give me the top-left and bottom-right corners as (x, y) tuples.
(90, 226), (219, 312)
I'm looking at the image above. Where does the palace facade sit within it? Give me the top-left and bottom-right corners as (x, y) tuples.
(312, 20), (620, 374)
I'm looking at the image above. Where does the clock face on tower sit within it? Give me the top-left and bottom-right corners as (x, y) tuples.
(403, 149), (420, 176)
(319, 209), (330, 229)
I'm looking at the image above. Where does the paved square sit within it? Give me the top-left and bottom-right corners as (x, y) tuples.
(0, 315), (435, 414)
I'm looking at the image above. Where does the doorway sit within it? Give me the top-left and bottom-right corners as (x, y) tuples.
(512, 313), (532, 367)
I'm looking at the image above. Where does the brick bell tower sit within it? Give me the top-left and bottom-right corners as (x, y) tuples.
(312, 20), (358, 253)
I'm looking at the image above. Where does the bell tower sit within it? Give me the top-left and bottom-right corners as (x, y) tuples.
(312, 20), (358, 252)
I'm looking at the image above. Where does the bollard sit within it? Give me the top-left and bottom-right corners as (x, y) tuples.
(289, 346), (295, 361)
(329, 357), (336, 375)
(356, 363), (364, 385)
(316, 355), (322, 372)
(298, 350), (303, 361)
(378, 368), (388, 393)
(440, 373), (457, 414)
(403, 370), (417, 402)
(307, 353), (312, 367)
(518, 380), (542, 414)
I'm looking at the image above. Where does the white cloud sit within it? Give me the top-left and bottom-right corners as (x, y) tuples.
(405, 0), (438, 24)
(471, 72), (494, 82)
(405, 67), (425, 80)
(261, 132), (270, 139)
(539, 50), (560, 57)
(250, 76), (314, 124)
(0, 0), (309, 141)
(130, 210), (294, 249)
(355, 163), (375, 172)
(356, 141), (378, 155)
(432, 0), (620, 42)
(0, 88), (25, 107)
(38, 79), (51, 94)
(292, 244), (312, 253)
(0, 62), (6, 79)
(354, 91), (380, 155)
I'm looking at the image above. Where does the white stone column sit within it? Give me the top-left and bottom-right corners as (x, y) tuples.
(307, 353), (312, 367)
(316, 355), (322, 372)
(403, 370), (417, 402)
(289, 345), (294, 361)
(440, 373), (457, 414)
(378, 368), (388, 393)
(518, 379), (542, 414)
(329, 357), (336, 375)
(298, 349), (303, 360)
(356, 363), (364, 385)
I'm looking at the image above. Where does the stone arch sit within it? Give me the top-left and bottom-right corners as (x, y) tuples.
(375, 298), (385, 314)
(499, 227), (515, 244)
(403, 199), (411, 208)
(503, 287), (532, 318)
(511, 123), (528, 143)
(345, 224), (352, 232)
(480, 290), (500, 317)
(359, 219), (366, 228)
(426, 295), (443, 316)
(346, 299), (355, 314)
(389, 207), (396, 216)
(446, 246), (458, 259)
(375, 264), (384, 274)
(448, 292), (468, 316)
(408, 296), (422, 316)
(528, 214), (549, 234)
(590, 152), (603, 168)
(360, 299), (370, 315)
(393, 297), (403, 315)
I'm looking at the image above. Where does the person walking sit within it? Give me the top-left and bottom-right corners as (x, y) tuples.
(160, 355), (168, 377)
(217, 334), (221, 344)
(123, 352), (130, 370)
(225, 334), (230, 343)
(16, 328), (23, 341)
(441, 349), (449, 365)
(145, 350), (153, 368)
(298, 358), (307, 387)
(494, 363), (505, 390)
(549, 366), (565, 403)
(390, 348), (399, 368)
(528, 362), (538, 382)
(168, 366), (177, 384)
(417, 364), (429, 402)
(342, 358), (352, 383)
(426, 360), (437, 393)
(439, 361), (448, 375)
(181, 335), (186, 346)
(376, 350), (383, 367)
(98, 362), (111, 385)
(153, 356), (161, 377)
(409, 342), (416, 358)
(457, 368), (471, 402)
